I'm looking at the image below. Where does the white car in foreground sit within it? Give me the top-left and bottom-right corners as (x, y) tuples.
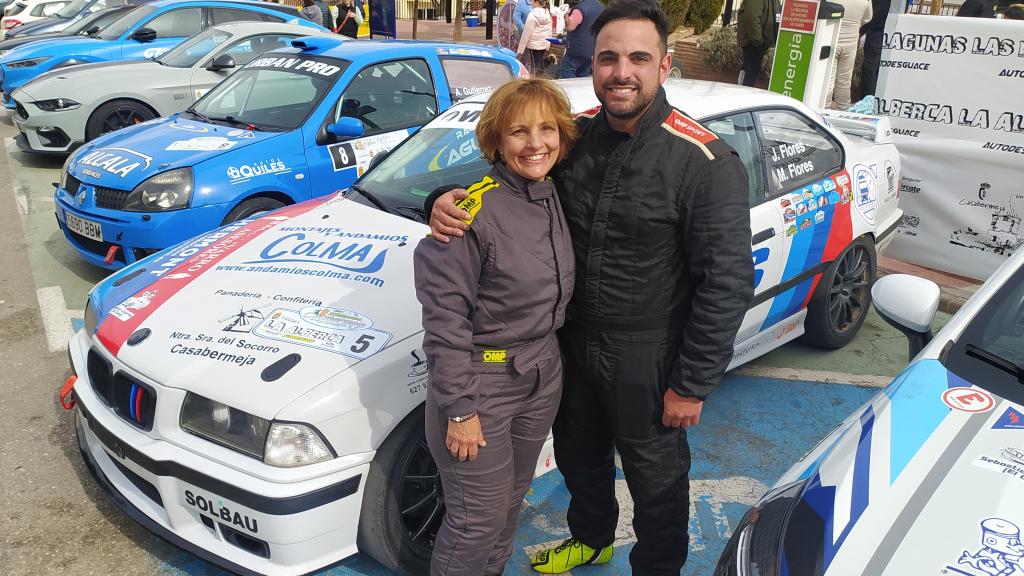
(717, 246), (1024, 576)
(64, 79), (903, 576)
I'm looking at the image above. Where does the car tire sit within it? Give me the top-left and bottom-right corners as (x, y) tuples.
(221, 197), (286, 224)
(357, 405), (443, 576)
(85, 100), (157, 141)
(801, 236), (877, 349)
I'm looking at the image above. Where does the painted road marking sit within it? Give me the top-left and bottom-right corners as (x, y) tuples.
(736, 365), (892, 387)
(36, 286), (80, 352)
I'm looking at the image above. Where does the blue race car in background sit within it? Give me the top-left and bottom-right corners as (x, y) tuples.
(54, 36), (523, 269)
(2, 0), (147, 39)
(0, 0), (319, 107)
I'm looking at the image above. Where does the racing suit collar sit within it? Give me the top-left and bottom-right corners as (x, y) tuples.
(492, 160), (556, 202)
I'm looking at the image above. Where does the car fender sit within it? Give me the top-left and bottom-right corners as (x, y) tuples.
(190, 132), (308, 210)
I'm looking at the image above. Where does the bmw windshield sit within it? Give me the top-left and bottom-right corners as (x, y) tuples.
(158, 27), (231, 68)
(355, 102), (489, 218)
(943, 263), (1024, 403)
(96, 5), (152, 39)
(187, 54), (348, 131)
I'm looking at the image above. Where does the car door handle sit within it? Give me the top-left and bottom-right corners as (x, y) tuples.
(751, 228), (776, 245)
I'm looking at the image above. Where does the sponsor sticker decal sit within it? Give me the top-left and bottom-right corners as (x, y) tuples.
(226, 159), (291, 185)
(253, 308), (391, 359)
(166, 137), (237, 152)
(109, 290), (158, 321)
(993, 407), (1024, 430)
(76, 147), (153, 178)
(946, 517), (1024, 576)
(169, 122), (209, 133)
(942, 387), (995, 413)
(227, 129), (255, 139)
(300, 306), (373, 331)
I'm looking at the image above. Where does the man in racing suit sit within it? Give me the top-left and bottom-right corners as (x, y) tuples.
(428, 0), (754, 573)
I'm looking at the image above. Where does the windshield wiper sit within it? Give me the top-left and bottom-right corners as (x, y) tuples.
(392, 205), (425, 222)
(965, 343), (1024, 383)
(184, 108), (212, 123)
(351, 184), (393, 215)
(205, 114), (265, 131)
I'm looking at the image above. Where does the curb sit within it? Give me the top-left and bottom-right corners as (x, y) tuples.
(876, 257), (980, 316)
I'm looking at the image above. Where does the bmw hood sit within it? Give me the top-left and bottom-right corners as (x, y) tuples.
(779, 359), (1023, 575)
(88, 194), (425, 419)
(68, 116), (284, 189)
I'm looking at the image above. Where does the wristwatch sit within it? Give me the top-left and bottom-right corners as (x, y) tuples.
(449, 412), (477, 423)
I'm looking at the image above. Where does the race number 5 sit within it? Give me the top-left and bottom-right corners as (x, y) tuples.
(351, 334), (375, 354)
(330, 142), (357, 171)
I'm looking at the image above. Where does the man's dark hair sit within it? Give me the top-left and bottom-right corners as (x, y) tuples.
(1006, 3), (1024, 18)
(590, 0), (670, 55)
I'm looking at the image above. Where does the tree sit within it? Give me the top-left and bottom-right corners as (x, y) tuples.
(453, 0), (464, 40)
(685, 0), (724, 33)
(662, 0), (693, 32)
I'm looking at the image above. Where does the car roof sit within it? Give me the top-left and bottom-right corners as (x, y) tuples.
(146, 0), (304, 16)
(285, 37), (517, 62)
(461, 77), (804, 120)
(208, 20), (330, 35)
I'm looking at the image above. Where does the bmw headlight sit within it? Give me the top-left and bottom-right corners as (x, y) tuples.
(714, 480), (806, 576)
(264, 423), (335, 467)
(181, 393), (272, 459)
(7, 56), (50, 68)
(180, 393), (335, 467)
(124, 167), (192, 212)
(33, 98), (79, 111)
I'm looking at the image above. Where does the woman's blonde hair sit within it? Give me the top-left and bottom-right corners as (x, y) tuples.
(476, 78), (577, 165)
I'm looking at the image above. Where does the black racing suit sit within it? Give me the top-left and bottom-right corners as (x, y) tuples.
(551, 87), (754, 575)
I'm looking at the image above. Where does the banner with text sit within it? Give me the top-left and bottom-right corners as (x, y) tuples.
(876, 14), (1024, 280)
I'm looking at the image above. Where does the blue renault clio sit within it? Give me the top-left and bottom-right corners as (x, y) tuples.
(0, 0), (320, 108)
(54, 36), (523, 268)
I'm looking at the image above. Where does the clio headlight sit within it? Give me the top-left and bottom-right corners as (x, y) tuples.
(714, 480), (806, 576)
(7, 56), (51, 68)
(180, 393), (335, 467)
(124, 167), (192, 212)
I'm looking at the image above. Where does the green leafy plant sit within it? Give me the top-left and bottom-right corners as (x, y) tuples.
(698, 25), (742, 70)
(662, 0), (692, 32)
(686, 0), (725, 34)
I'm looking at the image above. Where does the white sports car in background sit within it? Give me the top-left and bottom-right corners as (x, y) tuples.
(12, 21), (334, 153)
(716, 245), (1024, 576)
(64, 79), (903, 576)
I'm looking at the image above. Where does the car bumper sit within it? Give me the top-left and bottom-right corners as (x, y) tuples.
(69, 331), (368, 576)
(12, 105), (83, 153)
(54, 188), (229, 270)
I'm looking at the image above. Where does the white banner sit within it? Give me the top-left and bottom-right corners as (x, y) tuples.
(876, 14), (1024, 280)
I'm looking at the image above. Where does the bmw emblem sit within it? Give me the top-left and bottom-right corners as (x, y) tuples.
(76, 190), (86, 206)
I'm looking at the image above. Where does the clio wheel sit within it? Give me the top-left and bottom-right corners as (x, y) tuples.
(357, 406), (442, 575)
(85, 100), (157, 141)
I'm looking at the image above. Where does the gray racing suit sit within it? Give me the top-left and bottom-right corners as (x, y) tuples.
(413, 160), (574, 575)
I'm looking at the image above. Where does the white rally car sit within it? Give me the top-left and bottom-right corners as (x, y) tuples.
(716, 246), (1024, 576)
(64, 79), (903, 576)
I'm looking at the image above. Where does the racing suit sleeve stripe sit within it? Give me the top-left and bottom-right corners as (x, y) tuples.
(413, 226), (487, 419)
(669, 154), (755, 399)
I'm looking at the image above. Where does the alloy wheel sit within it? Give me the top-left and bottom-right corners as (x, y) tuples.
(828, 245), (872, 335)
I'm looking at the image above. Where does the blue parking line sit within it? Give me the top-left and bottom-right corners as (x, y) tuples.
(154, 374), (879, 576)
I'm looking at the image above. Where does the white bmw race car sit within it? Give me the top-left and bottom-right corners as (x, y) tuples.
(64, 79), (903, 576)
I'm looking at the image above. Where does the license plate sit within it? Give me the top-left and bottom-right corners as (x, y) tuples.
(65, 210), (102, 242)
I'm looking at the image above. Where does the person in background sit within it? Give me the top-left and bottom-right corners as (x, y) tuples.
(299, 0), (322, 23)
(415, 78), (576, 576)
(736, 0), (778, 86)
(1006, 3), (1024, 18)
(957, 0), (996, 17)
(857, 0), (890, 100)
(518, 0), (553, 76)
(558, 0), (603, 78)
(827, 0), (872, 110)
(318, 0), (334, 30)
(334, 0), (363, 37)
(514, 0), (533, 31)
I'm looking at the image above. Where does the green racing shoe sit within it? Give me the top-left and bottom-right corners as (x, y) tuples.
(530, 537), (614, 573)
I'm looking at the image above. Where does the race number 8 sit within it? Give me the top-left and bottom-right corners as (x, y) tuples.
(330, 142), (357, 171)
(351, 334), (375, 354)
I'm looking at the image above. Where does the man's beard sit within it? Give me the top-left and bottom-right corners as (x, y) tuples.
(598, 81), (658, 120)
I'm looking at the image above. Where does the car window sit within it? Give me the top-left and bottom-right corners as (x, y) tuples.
(218, 34), (297, 66)
(96, 4), (151, 38)
(86, 0), (107, 13)
(943, 263), (1024, 404)
(440, 58), (512, 102)
(56, 0), (94, 18)
(335, 59), (438, 137)
(35, 2), (70, 17)
(142, 7), (202, 37)
(755, 109), (843, 197)
(158, 27), (231, 68)
(211, 7), (280, 24)
(706, 112), (764, 207)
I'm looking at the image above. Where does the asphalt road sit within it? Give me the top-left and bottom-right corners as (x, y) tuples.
(0, 115), (950, 576)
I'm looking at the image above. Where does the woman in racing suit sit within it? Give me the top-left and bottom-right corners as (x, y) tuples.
(413, 78), (576, 576)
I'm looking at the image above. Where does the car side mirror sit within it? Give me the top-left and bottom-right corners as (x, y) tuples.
(206, 53), (235, 71)
(327, 117), (364, 140)
(131, 27), (157, 42)
(84, 25), (100, 35)
(872, 274), (940, 359)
